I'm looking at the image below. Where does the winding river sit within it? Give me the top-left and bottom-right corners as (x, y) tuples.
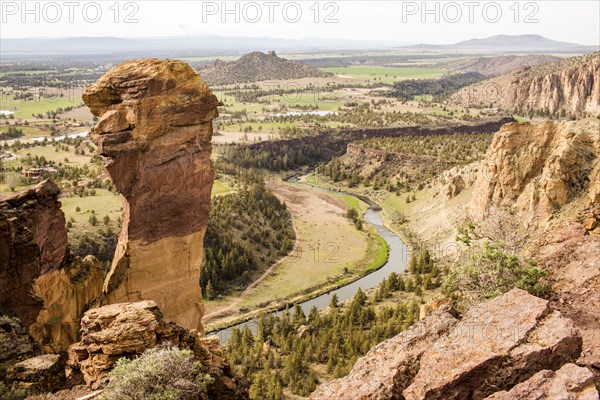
(209, 179), (410, 344)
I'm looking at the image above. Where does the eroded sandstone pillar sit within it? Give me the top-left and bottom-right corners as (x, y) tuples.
(83, 59), (219, 331)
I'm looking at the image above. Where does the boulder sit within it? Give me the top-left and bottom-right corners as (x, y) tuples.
(67, 301), (248, 399)
(445, 175), (466, 199)
(7, 354), (64, 394)
(485, 363), (598, 400)
(404, 289), (581, 399)
(310, 289), (583, 400)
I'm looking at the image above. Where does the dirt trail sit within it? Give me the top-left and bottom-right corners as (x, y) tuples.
(202, 218), (299, 322)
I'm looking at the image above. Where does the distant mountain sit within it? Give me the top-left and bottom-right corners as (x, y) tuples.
(450, 52), (600, 115)
(442, 55), (561, 76)
(198, 51), (332, 85)
(402, 35), (598, 54)
(0, 36), (407, 57)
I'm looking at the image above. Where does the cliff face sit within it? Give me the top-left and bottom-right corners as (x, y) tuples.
(83, 59), (219, 331)
(0, 181), (104, 352)
(471, 119), (600, 224)
(452, 52), (600, 115)
(0, 181), (68, 326)
(471, 118), (600, 375)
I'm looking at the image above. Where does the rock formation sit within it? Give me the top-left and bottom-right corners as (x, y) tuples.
(7, 354), (65, 394)
(83, 59), (220, 331)
(0, 316), (37, 375)
(0, 181), (102, 352)
(471, 119), (600, 224)
(485, 363), (598, 400)
(309, 310), (458, 400)
(199, 51), (332, 85)
(67, 301), (248, 399)
(444, 175), (466, 199)
(29, 256), (104, 353)
(451, 52), (600, 115)
(310, 289), (586, 400)
(0, 181), (67, 326)
(468, 117), (600, 381)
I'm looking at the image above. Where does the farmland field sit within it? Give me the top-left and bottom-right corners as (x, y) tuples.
(322, 66), (448, 83)
(1, 95), (84, 118)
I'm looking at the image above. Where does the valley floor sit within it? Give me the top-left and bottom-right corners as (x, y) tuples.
(203, 179), (388, 331)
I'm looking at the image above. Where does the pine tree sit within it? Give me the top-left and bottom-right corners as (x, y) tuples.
(205, 280), (214, 300)
(329, 293), (339, 309)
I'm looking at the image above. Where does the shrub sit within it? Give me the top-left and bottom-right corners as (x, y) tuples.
(444, 242), (549, 304)
(99, 347), (214, 400)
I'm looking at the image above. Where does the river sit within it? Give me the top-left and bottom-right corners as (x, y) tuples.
(209, 179), (410, 344)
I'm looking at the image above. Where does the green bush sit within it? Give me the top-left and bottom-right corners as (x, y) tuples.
(99, 347), (214, 400)
(445, 242), (549, 304)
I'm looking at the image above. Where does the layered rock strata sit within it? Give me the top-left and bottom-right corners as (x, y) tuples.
(452, 52), (600, 115)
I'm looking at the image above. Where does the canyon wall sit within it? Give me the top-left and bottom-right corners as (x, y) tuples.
(471, 119), (600, 224)
(83, 59), (220, 331)
(0, 181), (66, 327)
(471, 118), (600, 375)
(452, 52), (600, 115)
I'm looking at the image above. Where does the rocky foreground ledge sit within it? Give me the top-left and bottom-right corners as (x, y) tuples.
(3, 301), (248, 399)
(310, 288), (597, 400)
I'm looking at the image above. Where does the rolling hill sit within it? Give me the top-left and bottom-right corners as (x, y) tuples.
(198, 51), (332, 86)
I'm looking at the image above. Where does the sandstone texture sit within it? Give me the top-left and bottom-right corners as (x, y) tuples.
(0, 181), (67, 326)
(485, 363), (598, 400)
(471, 119), (600, 223)
(83, 59), (220, 331)
(310, 289), (587, 400)
(452, 52), (600, 115)
(7, 354), (65, 394)
(67, 301), (248, 399)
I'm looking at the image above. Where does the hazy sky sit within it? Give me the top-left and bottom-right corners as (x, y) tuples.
(1, 0), (598, 45)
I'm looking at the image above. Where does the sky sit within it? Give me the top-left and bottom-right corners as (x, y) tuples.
(1, 0), (599, 45)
